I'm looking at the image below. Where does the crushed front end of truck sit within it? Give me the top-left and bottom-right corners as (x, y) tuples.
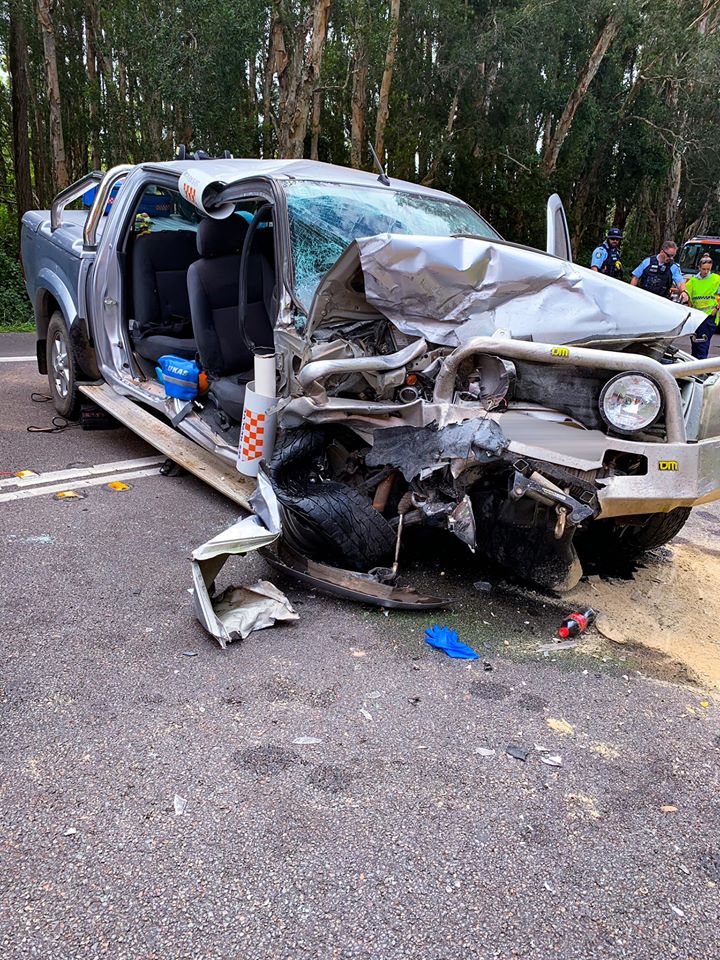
(266, 233), (720, 596)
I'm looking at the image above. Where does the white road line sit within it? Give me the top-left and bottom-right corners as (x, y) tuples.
(0, 467), (163, 503)
(0, 356), (36, 363)
(0, 456), (165, 490)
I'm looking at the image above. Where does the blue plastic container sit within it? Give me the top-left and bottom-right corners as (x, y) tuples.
(156, 355), (200, 401)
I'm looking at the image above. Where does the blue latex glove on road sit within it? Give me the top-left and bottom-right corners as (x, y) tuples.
(424, 624), (479, 660)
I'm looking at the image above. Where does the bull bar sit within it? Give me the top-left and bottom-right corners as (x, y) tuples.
(433, 337), (720, 517)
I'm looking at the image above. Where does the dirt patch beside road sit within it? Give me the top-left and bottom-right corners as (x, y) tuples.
(567, 541), (720, 692)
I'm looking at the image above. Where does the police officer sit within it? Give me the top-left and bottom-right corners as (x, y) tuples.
(686, 254), (720, 359)
(590, 227), (624, 279)
(630, 240), (687, 301)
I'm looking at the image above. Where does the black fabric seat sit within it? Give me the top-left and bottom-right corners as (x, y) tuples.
(130, 230), (199, 363)
(209, 371), (255, 422)
(187, 216), (275, 422)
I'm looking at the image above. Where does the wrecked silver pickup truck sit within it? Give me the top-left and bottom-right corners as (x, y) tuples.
(21, 157), (720, 598)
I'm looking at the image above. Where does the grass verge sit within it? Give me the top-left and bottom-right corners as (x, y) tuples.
(0, 322), (35, 333)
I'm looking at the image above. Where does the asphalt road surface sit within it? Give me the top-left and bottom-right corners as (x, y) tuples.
(1, 333), (719, 960)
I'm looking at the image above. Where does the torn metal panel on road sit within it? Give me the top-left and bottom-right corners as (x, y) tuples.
(190, 472), (297, 648)
(262, 540), (450, 610)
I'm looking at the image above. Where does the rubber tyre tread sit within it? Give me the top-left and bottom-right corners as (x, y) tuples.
(280, 482), (396, 571)
(268, 427), (395, 571)
(46, 312), (81, 419)
(583, 506), (691, 557)
(268, 428), (325, 490)
(621, 506), (692, 551)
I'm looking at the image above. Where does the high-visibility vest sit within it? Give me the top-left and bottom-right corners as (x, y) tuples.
(685, 272), (720, 316)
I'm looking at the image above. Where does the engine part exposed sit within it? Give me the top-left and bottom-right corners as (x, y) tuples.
(453, 355), (516, 409)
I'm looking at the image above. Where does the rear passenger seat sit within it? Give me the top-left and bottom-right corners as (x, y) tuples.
(130, 230), (199, 363)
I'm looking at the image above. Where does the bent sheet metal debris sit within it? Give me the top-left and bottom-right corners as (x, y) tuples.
(191, 472), (298, 648)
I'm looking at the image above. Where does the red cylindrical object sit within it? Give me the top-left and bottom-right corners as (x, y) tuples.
(557, 607), (596, 639)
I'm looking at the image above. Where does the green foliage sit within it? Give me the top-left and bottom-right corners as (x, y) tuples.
(0, 209), (32, 329)
(2, 0), (720, 274)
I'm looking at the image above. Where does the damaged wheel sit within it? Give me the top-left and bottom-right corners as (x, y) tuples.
(279, 484), (396, 571)
(268, 428), (396, 572)
(579, 508), (691, 559)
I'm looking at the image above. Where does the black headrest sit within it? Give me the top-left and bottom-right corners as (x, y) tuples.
(196, 216), (248, 258)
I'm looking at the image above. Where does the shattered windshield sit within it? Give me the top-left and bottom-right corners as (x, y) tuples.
(285, 180), (499, 311)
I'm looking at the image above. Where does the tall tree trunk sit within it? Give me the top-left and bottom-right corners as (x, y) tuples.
(116, 56), (129, 159)
(374, 0), (401, 160)
(350, 29), (368, 168)
(9, 3), (33, 231)
(421, 77), (464, 186)
(309, 88), (322, 160)
(262, 17), (278, 157)
(542, 15), (619, 177)
(26, 67), (52, 207)
(85, 5), (101, 169)
(663, 77), (683, 239)
(277, 0), (331, 158)
(36, 0), (69, 190)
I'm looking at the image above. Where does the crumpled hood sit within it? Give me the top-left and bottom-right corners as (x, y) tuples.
(307, 233), (702, 346)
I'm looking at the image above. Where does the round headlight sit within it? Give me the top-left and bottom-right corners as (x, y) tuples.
(599, 373), (662, 434)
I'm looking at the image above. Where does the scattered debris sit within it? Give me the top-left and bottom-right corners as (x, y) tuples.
(537, 640), (578, 653)
(264, 538), (449, 610)
(191, 474), (298, 647)
(661, 804), (679, 813)
(424, 624), (479, 660)
(4, 534), (54, 545)
(541, 754), (563, 768)
(160, 458), (186, 477)
(506, 745), (529, 762)
(475, 747), (496, 758)
(473, 580), (493, 593)
(483, 660), (493, 672)
(700, 699), (710, 709)
(63, 827), (77, 836)
(173, 794), (187, 815)
(590, 742), (621, 760)
(557, 607), (596, 639)
(293, 736), (322, 745)
(547, 717), (575, 736)
(360, 708), (373, 721)
(182, 651), (198, 658)
(565, 792), (601, 819)
(669, 903), (685, 919)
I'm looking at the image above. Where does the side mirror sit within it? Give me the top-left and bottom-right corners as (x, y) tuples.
(546, 193), (572, 261)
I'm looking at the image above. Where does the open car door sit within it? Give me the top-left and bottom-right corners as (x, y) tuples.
(546, 193), (571, 261)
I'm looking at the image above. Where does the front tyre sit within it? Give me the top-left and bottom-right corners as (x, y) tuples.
(46, 312), (80, 419)
(580, 507), (691, 559)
